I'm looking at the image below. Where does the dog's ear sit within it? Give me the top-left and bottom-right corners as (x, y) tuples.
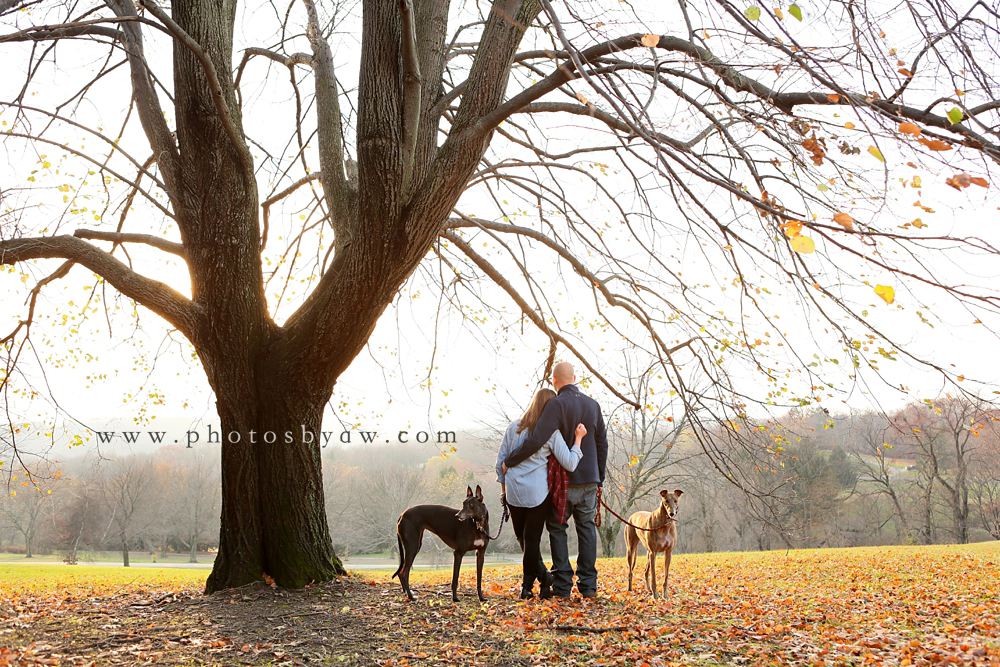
(466, 486), (473, 498)
(659, 489), (668, 499)
(674, 489), (683, 498)
(475, 485), (483, 500)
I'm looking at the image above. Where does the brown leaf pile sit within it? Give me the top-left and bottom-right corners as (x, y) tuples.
(2, 542), (999, 666)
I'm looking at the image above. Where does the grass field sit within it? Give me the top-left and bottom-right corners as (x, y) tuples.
(2, 541), (999, 666)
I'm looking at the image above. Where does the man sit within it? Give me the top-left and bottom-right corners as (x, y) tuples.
(503, 361), (608, 598)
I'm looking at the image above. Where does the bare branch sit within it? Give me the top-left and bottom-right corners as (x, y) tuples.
(301, 0), (353, 239)
(137, 0), (254, 175)
(400, 0), (422, 192)
(443, 228), (639, 408)
(261, 172), (322, 252)
(0, 236), (201, 337)
(73, 229), (187, 259)
(103, 0), (181, 199)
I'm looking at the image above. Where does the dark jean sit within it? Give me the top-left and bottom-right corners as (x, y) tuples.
(508, 496), (551, 591)
(546, 483), (598, 596)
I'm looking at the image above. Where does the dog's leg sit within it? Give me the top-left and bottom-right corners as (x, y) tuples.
(476, 547), (486, 602)
(662, 549), (672, 598)
(625, 526), (637, 593)
(648, 549), (658, 599)
(643, 548), (654, 595)
(400, 526), (422, 601)
(451, 550), (463, 603)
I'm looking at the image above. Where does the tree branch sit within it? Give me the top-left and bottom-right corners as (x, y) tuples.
(137, 0), (254, 175)
(442, 229), (639, 408)
(261, 172), (323, 252)
(473, 32), (1000, 158)
(73, 229), (187, 259)
(103, 0), (181, 199)
(301, 0), (353, 241)
(0, 236), (201, 337)
(400, 0), (422, 193)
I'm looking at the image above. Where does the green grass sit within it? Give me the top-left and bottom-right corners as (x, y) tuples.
(0, 563), (209, 594)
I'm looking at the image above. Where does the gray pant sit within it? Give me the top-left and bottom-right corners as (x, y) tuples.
(546, 483), (598, 596)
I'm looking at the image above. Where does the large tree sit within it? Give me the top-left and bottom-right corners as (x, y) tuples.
(2, 0), (999, 590)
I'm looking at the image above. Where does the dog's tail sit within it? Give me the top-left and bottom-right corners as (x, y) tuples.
(391, 531), (404, 580)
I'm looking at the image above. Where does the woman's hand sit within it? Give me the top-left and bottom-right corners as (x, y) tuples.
(575, 423), (587, 445)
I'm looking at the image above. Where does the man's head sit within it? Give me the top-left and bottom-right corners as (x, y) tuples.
(552, 361), (575, 391)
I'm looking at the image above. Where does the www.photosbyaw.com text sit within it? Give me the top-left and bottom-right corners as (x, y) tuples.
(86, 425), (458, 448)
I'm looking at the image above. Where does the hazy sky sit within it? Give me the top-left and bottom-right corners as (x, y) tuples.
(3, 0), (999, 456)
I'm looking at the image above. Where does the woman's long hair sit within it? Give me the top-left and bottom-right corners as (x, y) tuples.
(517, 388), (556, 434)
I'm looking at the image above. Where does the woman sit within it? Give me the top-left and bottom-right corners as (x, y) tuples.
(495, 388), (586, 599)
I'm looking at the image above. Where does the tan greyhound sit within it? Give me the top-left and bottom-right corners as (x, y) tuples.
(624, 489), (683, 598)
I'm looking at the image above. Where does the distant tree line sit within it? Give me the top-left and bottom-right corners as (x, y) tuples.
(3, 396), (998, 563)
(0, 447), (220, 564)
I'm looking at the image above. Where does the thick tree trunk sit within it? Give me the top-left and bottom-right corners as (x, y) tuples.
(205, 360), (345, 592)
(189, 534), (198, 563)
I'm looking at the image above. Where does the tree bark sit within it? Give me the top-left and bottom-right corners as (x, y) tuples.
(203, 349), (345, 591)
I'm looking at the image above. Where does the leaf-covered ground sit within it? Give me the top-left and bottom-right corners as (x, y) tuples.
(2, 542), (999, 666)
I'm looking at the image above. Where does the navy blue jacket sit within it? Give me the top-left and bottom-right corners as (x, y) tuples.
(504, 384), (608, 486)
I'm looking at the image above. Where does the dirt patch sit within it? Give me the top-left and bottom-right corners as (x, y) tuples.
(1, 573), (533, 666)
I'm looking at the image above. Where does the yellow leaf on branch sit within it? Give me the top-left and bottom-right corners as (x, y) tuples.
(874, 284), (895, 305)
(790, 235), (815, 254)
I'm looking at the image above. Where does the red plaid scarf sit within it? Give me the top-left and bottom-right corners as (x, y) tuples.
(547, 454), (569, 524)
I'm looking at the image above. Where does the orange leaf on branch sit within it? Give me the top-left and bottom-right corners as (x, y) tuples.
(917, 137), (952, 151)
(833, 212), (854, 231)
(945, 173), (989, 190)
(781, 221), (803, 237)
(898, 122), (921, 136)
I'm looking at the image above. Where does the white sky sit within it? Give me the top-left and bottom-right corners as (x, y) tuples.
(2, 0), (999, 454)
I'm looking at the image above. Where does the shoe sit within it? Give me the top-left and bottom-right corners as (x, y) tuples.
(582, 592), (598, 599)
(539, 572), (554, 600)
(519, 587), (535, 600)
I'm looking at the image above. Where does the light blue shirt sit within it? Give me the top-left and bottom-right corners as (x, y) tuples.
(495, 418), (583, 508)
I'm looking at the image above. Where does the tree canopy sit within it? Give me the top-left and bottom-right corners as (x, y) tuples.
(2, 0), (999, 589)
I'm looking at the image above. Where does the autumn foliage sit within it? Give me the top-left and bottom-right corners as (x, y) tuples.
(4, 543), (1000, 666)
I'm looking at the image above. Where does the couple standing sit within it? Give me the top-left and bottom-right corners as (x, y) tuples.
(495, 362), (608, 599)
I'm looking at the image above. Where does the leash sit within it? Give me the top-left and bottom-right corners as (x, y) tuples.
(598, 494), (673, 533)
(479, 499), (510, 541)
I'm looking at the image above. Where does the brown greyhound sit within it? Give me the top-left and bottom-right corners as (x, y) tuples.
(624, 489), (683, 599)
(392, 485), (491, 602)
